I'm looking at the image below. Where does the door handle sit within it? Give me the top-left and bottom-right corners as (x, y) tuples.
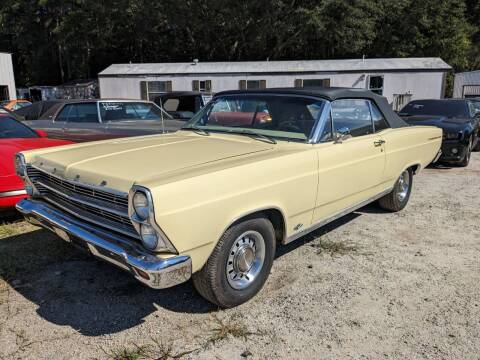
(374, 140), (385, 147)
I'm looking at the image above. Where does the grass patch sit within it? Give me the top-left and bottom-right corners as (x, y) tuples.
(207, 314), (262, 344)
(0, 220), (36, 239)
(105, 344), (150, 360)
(104, 340), (198, 360)
(310, 237), (359, 256)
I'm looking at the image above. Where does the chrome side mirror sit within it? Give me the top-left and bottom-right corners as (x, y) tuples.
(334, 127), (351, 143)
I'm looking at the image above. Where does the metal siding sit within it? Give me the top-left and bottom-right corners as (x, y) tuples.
(454, 71), (480, 98)
(99, 71), (446, 104)
(0, 53), (16, 100)
(99, 58), (451, 76)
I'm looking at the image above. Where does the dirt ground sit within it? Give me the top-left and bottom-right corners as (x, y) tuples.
(1, 153), (479, 360)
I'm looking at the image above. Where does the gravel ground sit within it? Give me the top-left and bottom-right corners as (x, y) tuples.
(1, 153), (479, 360)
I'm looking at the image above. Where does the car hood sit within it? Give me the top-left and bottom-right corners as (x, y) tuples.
(0, 138), (72, 189)
(402, 115), (471, 127)
(23, 132), (275, 192)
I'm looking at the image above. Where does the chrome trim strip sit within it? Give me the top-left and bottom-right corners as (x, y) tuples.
(0, 189), (27, 198)
(310, 101), (332, 144)
(284, 187), (393, 244)
(16, 199), (191, 289)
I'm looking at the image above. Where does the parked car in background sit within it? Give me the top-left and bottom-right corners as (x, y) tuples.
(13, 100), (63, 121)
(399, 99), (480, 166)
(15, 88), (441, 307)
(23, 99), (185, 142)
(0, 115), (72, 212)
(154, 91), (212, 120)
(0, 99), (32, 111)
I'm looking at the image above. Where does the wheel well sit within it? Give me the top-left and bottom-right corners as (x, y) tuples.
(409, 164), (421, 175)
(231, 208), (286, 243)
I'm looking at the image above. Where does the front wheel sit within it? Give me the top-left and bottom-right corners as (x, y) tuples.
(458, 138), (472, 167)
(378, 168), (413, 212)
(193, 216), (276, 308)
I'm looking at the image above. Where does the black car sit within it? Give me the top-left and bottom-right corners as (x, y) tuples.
(153, 91), (212, 120)
(399, 99), (480, 166)
(13, 100), (63, 121)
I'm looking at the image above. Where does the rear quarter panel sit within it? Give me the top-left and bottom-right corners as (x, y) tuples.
(381, 126), (442, 183)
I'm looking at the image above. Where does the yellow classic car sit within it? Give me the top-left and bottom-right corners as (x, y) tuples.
(15, 88), (442, 307)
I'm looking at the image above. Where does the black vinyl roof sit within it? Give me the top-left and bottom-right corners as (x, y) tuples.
(216, 87), (383, 101)
(215, 87), (409, 128)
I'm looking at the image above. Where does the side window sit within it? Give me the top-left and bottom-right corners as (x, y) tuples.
(331, 99), (373, 138)
(66, 103), (98, 123)
(55, 105), (73, 122)
(370, 102), (390, 132)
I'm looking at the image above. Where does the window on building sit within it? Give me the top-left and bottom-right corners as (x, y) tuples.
(239, 80), (267, 90)
(192, 80), (212, 92)
(140, 81), (172, 101)
(368, 76), (384, 95)
(294, 79), (331, 88)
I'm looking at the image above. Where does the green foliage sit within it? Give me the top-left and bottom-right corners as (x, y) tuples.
(0, 0), (478, 88)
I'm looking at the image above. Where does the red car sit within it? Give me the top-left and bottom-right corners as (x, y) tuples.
(0, 115), (72, 211)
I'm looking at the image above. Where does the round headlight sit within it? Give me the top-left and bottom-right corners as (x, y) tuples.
(140, 224), (158, 250)
(133, 191), (150, 220)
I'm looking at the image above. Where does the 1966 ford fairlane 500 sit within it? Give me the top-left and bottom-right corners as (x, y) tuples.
(15, 88), (442, 307)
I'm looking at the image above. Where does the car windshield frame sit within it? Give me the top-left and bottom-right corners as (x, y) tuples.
(0, 116), (39, 139)
(182, 93), (329, 143)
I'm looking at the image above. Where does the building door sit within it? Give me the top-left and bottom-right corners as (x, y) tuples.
(0, 86), (9, 101)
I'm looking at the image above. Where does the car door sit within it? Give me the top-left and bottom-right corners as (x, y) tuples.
(62, 103), (104, 142)
(312, 98), (387, 223)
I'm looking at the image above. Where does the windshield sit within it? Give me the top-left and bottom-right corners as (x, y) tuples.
(400, 100), (469, 118)
(184, 95), (326, 142)
(0, 117), (38, 139)
(99, 102), (173, 122)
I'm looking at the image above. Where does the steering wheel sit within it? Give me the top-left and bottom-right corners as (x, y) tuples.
(278, 120), (302, 133)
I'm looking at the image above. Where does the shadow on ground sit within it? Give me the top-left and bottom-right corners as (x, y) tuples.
(1, 206), (372, 336)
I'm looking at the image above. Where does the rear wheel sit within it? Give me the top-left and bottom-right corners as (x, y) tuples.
(193, 216), (276, 308)
(378, 169), (413, 212)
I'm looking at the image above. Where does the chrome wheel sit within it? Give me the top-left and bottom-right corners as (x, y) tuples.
(226, 230), (265, 290)
(397, 170), (410, 202)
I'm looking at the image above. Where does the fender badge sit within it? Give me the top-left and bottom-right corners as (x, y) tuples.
(294, 223), (303, 231)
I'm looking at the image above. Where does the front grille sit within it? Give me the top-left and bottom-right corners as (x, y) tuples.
(26, 165), (138, 239)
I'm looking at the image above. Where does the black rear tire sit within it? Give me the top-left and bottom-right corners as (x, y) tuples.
(378, 168), (413, 212)
(193, 215), (276, 308)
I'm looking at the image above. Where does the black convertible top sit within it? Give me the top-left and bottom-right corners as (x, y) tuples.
(215, 87), (408, 129)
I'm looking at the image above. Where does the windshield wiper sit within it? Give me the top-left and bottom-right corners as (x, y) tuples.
(225, 129), (277, 144)
(181, 126), (210, 136)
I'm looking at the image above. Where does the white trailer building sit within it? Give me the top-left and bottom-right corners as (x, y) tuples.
(453, 70), (480, 98)
(99, 57), (451, 110)
(0, 52), (16, 101)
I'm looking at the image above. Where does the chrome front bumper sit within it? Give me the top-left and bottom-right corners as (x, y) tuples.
(16, 199), (192, 289)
